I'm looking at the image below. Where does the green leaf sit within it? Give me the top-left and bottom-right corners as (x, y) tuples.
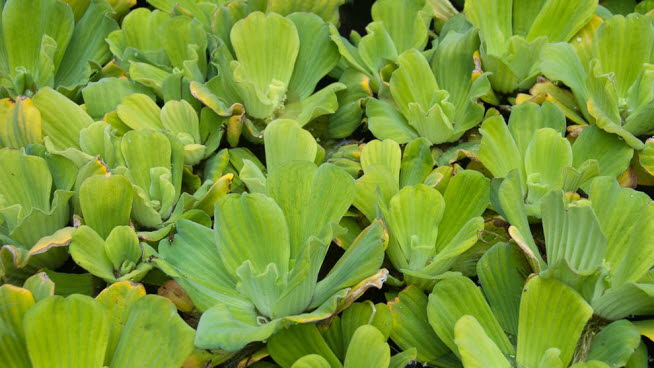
(516, 276), (593, 368)
(640, 138), (654, 176)
(287, 13), (340, 100)
(428, 275), (514, 357)
(431, 28), (490, 139)
(625, 341), (648, 368)
(55, 0), (119, 90)
(195, 303), (280, 352)
(95, 281), (146, 364)
(588, 177), (654, 286)
(390, 49), (454, 144)
(360, 140), (401, 183)
(313, 219), (387, 307)
(104, 226), (141, 273)
(80, 175), (133, 239)
(371, 0), (429, 52)
(158, 15), (207, 77)
(592, 282), (654, 320)
(353, 165), (398, 221)
(230, 12), (299, 119)
(525, 0), (596, 43)
(477, 242), (530, 336)
(264, 119), (317, 170)
(0, 97), (42, 149)
(540, 42), (589, 117)
(267, 0), (344, 24)
(399, 138), (434, 187)
(572, 125), (633, 179)
(106, 8), (168, 66)
(291, 355), (333, 368)
(541, 190), (606, 274)
(120, 129), (182, 226)
(593, 14), (654, 98)
(215, 193), (289, 277)
(156, 219), (243, 312)
(109, 295), (195, 368)
(385, 184), (444, 270)
(0, 149), (52, 220)
(435, 170), (489, 252)
(69, 225), (115, 281)
(464, 0), (512, 56)
(388, 286), (450, 363)
(268, 161), (355, 262)
(116, 93), (163, 131)
(22, 272), (54, 302)
(479, 115), (522, 179)
(161, 100), (200, 143)
(508, 101), (566, 157)
(281, 82), (346, 127)
(343, 325), (390, 368)
(82, 78), (156, 119)
(454, 315), (512, 368)
(32, 87), (94, 150)
(492, 170), (544, 268)
(24, 295), (109, 368)
(358, 22), (397, 77)
(366, 98), (419, 144)
(268, 324), (342, 368)
(323, 302), (393, 360)
(587, 320), (641, 368)
(42, 269), (103, 297)
(2, 0), (74, 90)
(0, 285), (34, 368)
(570, 362), (611, 368)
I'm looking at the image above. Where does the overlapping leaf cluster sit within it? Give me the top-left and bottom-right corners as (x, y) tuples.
(1, 0), (654, 367)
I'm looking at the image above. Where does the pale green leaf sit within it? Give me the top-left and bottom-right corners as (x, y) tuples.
(428, 275), (514, 357)
(516, 276), (593, 368)
(24, 295), (109, 368)
(454, 315), (512, 368)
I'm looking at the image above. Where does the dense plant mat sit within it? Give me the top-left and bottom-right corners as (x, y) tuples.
(2, 0), (654, 367)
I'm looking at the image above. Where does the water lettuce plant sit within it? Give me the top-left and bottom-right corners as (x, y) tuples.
(153, 120), (388, 351)
(465, 0), (597, 94)
(364, 28), (491, 144)
(479, 101), (633, 216)
(0, 278), (195, 368)
(190, 11), (344, 143)
(541, 13), (654, 149)
(0, 0), (137, 97)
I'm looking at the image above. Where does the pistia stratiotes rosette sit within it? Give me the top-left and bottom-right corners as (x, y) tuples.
(478, 101), (633, 217)
(68, 174), (152, 283)
(114, 94), (224, 165)
(426, 274), (605, 368)
(146, 0), (345, 30)
(0, 277), (195, 368)
(267, 302), (416, 368)
(0, 148), (75, 283)
(0, 0), (135, 98)
(329, 0), (432, 92)
(362, 29), (492, 144)
(389, 261), (648, 367)
(106, 6), (208, 102)
(349, 138), (489, 288)
(464, 0), (597, 94)
(153, 120), (388, 351)
(327, 0), (436, 138)
(541, 13), (654, 150)
(0, 87), (96, 153)
(190, 11), (345, 144)
(493, 174), (654, 322)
